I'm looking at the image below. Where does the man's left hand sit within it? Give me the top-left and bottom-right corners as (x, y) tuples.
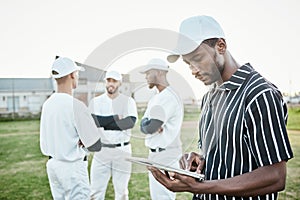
(148, 166), (198, 193)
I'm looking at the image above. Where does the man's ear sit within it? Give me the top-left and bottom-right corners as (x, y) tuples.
(216, 38), (226, 54)
(70, 71), (76, 79)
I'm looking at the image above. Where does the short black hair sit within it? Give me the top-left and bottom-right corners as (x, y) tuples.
(52, 70), (59, 75)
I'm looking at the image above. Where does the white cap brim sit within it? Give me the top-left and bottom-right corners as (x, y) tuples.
(167, 55), (180, 63)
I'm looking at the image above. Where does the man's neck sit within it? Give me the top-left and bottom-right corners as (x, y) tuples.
(222, 52), (240, 82)
(156, 84), (169, 92)
(57, 85), (73, 96)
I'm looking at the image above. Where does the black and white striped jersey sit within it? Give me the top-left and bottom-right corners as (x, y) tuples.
(197, 63), (293, 200)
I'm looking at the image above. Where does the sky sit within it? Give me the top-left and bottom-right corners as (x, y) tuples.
(1, 0), (300, 98)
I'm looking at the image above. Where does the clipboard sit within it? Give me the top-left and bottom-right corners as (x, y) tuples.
(126, 156), (205, 182)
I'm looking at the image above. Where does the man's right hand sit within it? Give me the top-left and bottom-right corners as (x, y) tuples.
(179, 152), (205, 174)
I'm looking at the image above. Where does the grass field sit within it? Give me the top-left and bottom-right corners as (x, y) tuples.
(0, 107), (299, 199)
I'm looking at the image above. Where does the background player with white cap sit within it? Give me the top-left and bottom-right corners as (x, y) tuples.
(148, 15), (293, 200)
(40, 57), (102, 200)
(140, 58), (183, 200)
(89, 70), (138, 200)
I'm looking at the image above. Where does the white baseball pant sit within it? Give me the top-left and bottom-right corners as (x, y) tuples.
(46, 158), (90, 200)
(90, 144), (132, 200)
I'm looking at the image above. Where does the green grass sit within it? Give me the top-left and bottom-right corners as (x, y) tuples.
(0, 108), (299, 199)
(287, 106), (300, 130)
(0, 131), (51, 199)
(0, 120), (39, 134)
(280, 130), (300, 199)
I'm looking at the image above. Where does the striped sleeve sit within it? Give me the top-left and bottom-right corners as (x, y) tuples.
(244, 90), (293, 167)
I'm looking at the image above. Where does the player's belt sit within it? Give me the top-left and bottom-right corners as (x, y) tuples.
(48, 156), (87, 161)
(102, 141), (130, 148)
(150, 147), (166, 152)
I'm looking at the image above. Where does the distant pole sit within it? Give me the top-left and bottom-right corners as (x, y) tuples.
(12, 78), (15, 119)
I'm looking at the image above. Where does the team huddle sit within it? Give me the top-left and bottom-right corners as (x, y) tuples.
(40, 15), (293, 200)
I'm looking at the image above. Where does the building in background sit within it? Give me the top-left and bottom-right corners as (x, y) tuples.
(0, 78), (54, 118)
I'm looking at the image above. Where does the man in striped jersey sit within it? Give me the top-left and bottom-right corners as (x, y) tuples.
(148, 15), (293, 200)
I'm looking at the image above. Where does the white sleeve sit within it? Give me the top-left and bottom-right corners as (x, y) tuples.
(39, 105), (48, 155)
(149, 104), (166, 122)
(74, 100), (101, 148)
(88, 98), (95, 113)
(152, 94), (182, 147)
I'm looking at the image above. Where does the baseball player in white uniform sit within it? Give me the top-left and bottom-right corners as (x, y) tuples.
(89, 70), (138, 200)
(40, 57), (102, 200)
(140, 58), (183, 200)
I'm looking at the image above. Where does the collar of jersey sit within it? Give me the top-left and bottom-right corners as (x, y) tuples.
(218, 63), (253, 91)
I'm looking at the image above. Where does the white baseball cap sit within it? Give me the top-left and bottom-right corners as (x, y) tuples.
(167, 15), (225, 63)
(104, 70), (122, 82)
(139, 58), (169, 73)
(52, 57), (84, 78)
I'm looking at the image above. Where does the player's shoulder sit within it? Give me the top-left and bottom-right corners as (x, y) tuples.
(72, 97), (86, 107)
(161, 87), (181, 102)
(72, 98), (90, 115)
(44, 93), (73, 105)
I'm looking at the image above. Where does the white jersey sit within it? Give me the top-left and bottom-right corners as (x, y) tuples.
(89, 93), (138, 144)
(143, 86), (183, 149)
(40, 93), (101, 161)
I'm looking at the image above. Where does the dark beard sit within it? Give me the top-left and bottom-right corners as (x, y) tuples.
(106, 86), (117, 94)
(148, 83), (155, 89)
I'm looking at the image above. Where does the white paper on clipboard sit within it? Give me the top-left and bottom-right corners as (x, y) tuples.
(125, 156), (205, 182)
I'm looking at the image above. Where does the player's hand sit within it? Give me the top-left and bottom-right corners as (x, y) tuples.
(158, 127), (163, 133)
(118, 115), (123, 120)
(148, 166), (198, 193)
(180, 152), (205, 174)
(78, 139), (85, 147)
